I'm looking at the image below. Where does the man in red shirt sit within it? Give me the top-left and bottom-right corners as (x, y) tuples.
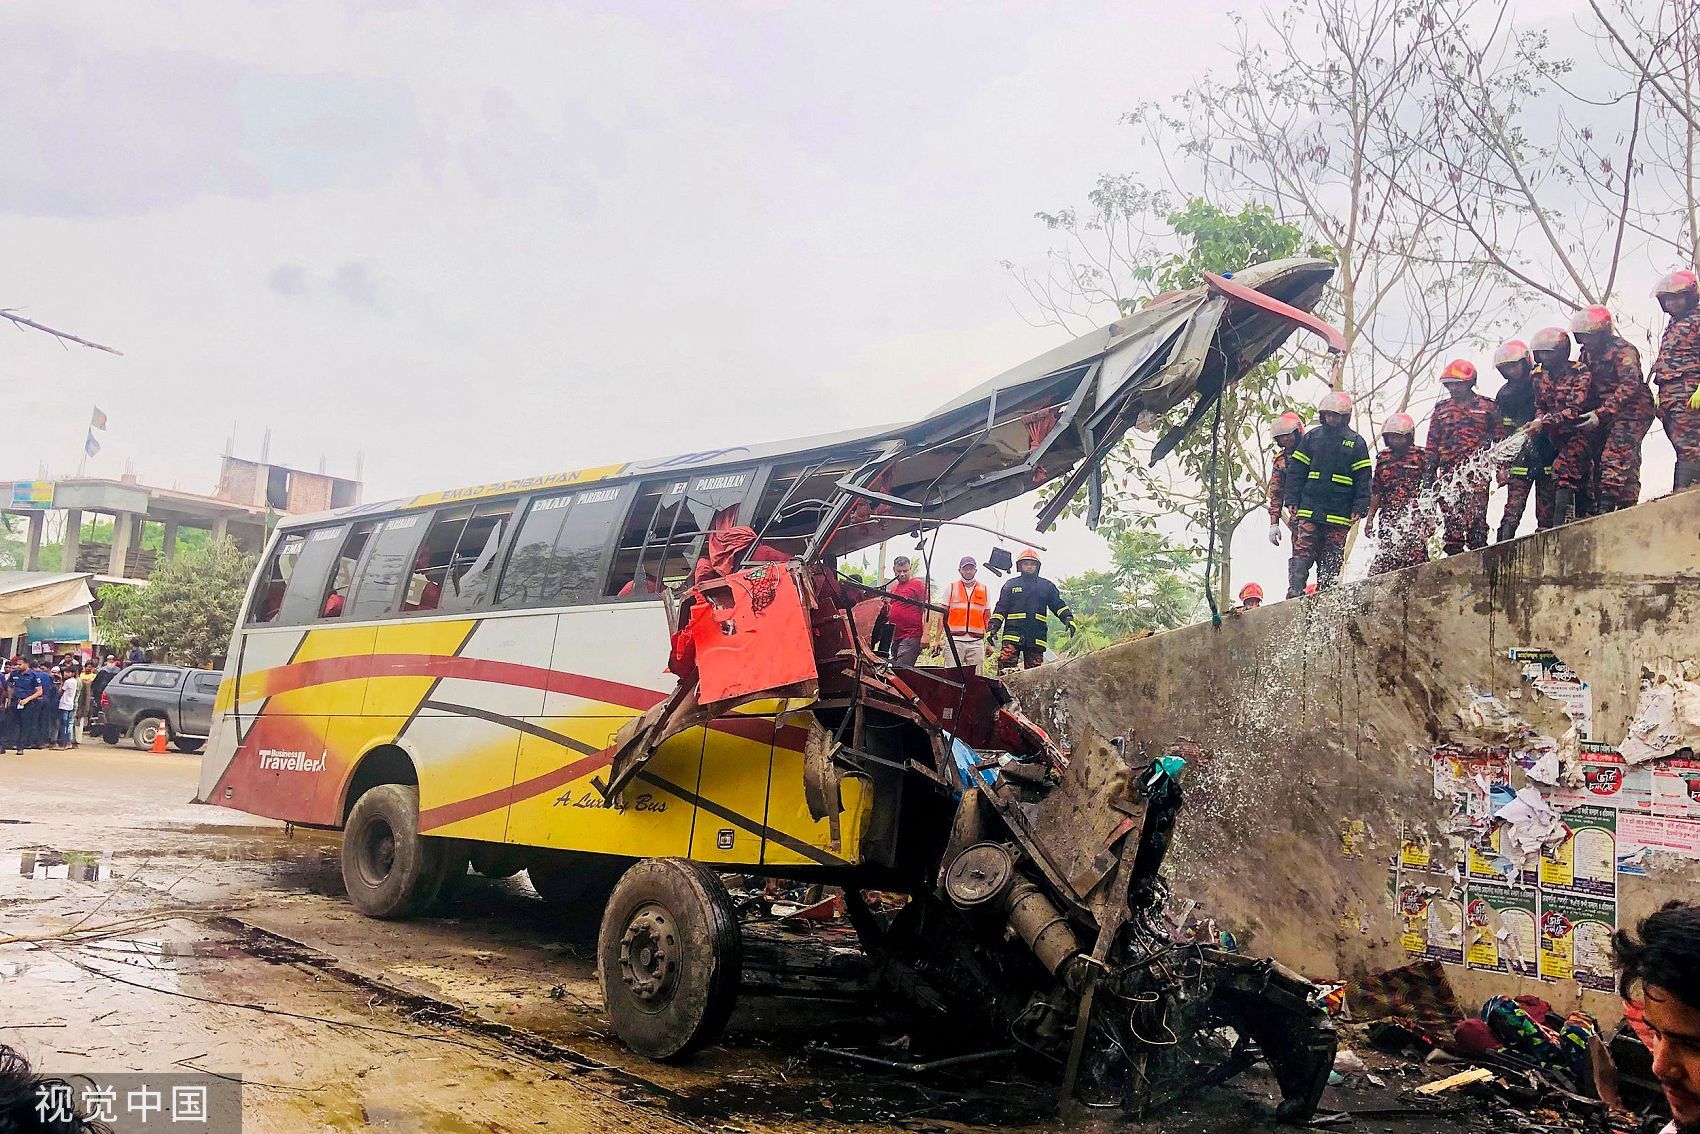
(883, 555), (929, 668)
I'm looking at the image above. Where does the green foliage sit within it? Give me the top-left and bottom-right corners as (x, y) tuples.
(1051, 529), (1203, 656)
(94, 539), (254, 668)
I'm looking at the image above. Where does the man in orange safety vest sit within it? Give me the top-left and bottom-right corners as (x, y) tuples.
(941, 555), (990, 669)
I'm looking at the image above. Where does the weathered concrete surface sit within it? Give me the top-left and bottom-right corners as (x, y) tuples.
(1010, 488), (1700, 1020)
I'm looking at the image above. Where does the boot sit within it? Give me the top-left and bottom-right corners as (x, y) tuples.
(1553, 488), (1577, 526)
(1287, 557), (1312, 599)
(1677, 460), (1700, 491)
(1496, 521), (1518, 543)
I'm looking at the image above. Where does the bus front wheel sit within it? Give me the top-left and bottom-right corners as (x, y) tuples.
(597, 858), (741, 1061)
(341, 784), (445, 920)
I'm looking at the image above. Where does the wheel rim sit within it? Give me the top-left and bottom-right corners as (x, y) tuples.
(359, 819), (397, 887)
(139, 722), (159, 746)
(617, 901), (678, 1008)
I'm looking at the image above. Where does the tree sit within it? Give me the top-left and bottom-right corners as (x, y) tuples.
(1014, 197), (1327, 607)
(1051, 529), (1204, 655)
(95, 539), (254, 667)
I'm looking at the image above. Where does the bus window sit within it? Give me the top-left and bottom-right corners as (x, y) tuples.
(436, 500), (514, 615)
(404, 507), (474, 613)
(606, 468), (755, 597)
(495, 485), (627, 610)
(345, 513), (427, 621)
(248, 532), (305, 624)
(747, 454), (871, 551)
(317, 523), (374, 619)
(276, 525), (353, 625)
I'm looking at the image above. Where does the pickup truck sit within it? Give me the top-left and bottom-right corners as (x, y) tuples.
(99, 665), (223, 753)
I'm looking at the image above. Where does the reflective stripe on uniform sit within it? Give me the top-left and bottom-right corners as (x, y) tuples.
(1351, 458), (1373, 471)
(1292, 450), (1312, 464)
(1004, 612), (1026, 620)
(1326, 514), (1354, 526)
(1296, 508), (1315, 518)
(1331, 473), (1354, 485)
(1308, 470), (1321, 480)
(1510, 466), (1529, 476)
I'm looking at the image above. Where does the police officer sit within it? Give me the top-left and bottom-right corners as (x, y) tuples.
(987, 548), (1075, 674)
(1282, 390), (1372, 597)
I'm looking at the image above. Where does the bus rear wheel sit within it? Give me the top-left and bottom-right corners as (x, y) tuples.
(341, 784), (445, 919)
(597, 858), (741, 1061)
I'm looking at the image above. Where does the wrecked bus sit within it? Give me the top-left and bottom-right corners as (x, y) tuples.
(199, 257), (1344, 1120)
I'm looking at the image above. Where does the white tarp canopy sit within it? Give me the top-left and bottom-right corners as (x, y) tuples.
(0, 572), (97, 638)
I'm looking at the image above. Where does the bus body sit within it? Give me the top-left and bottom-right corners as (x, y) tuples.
(199, 257), (1345, 1118)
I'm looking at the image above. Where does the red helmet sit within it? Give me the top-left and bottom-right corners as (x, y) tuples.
(1318, 390), (1353, 416)
(1493, 340), (1532, 369)
(1382, 412), (1416, 437)
(1238, 582), (1264, 603)
(1440, 358), (1478, 385)
(1529, 326), (1571, 354)
(1015, 547), (1041, 568)
(1654, 270), (1699, 298)
(1272, 411), (1304, 440)
(1570, 305), (1612, 335)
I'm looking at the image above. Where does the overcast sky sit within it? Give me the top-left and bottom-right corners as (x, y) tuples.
(2, 0), (1659, 599)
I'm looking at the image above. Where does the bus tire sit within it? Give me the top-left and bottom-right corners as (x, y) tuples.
(597, 858), (741, 1061)
(528, 852), (630, 912)
(468, 844), (527, 880)
(341, 784), (443, 920)
(173, 738), (204, 754)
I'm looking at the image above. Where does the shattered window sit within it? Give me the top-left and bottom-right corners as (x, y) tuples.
(605, 469), (754, 597)
(494, 485), (628, 610)
(435, 501), (514, 615)
(248, 532), (305, 625)
(275, 524), (352, 625)
(747, 454), (871, 551)
(345, 513), (428, 621)
(317, 523), (374, 619)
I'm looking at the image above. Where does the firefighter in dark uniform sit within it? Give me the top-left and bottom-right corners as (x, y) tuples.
(1492, 339), (1556, 539)
(987, 548), (1075, 674)
(1529, 326), (1599, 527)
(1282, 390), (1372, 597)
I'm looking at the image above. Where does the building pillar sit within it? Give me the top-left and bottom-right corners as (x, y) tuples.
(162, 519), (179, 560)
(24, 512), (45, 571)
(108, 512), (136, 578)
(212, 516), (230, 544)
(61, 509), (82, 573)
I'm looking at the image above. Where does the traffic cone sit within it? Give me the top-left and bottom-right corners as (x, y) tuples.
(150, 722), (169, 754)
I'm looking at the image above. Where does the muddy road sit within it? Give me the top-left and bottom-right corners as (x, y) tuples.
(2, 748), (1462, 1132)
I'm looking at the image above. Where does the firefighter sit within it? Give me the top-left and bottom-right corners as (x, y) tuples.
(1422, 358), (1500, 555)
(1492, 339), (1555, 539)
(1529, 326), (1599, 526)
(987, 548), (1075, 674)
(1572, 304), (1653, 513)
(1236, 582), (1264, 611)
(1652, 269), (1700, 491)
(1281, 390), (1371, 598)
(1365, 412), (1431, 575)
(1266, 411), (1304, 546)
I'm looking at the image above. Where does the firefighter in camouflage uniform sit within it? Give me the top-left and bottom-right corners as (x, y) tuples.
(1282, 390), (1371, 597)
(1653, 269), (1700, 491)
(1572, 305), (1654, 513)
(1529, 326), (1598, 526)
(1492, 339), (1556, 537)
(1364, 412), (1430, 575)
(1422, 359), (1501, 555)
(1266, 411), (1303, 548)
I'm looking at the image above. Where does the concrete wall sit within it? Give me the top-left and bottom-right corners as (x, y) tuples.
(1009, 488), (1700, 1020)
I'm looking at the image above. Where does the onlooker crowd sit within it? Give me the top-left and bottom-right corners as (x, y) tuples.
(4, 651), (122, 754)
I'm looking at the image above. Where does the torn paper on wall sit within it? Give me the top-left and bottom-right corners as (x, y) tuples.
(1618, 668), (1700, 765)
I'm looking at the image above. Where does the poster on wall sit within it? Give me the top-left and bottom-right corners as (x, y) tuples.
(1465, 882), (1538, 976)
(1537, 893), (1616, 990)
(1538, 805), (1616, 898)
(1397, 885), (1465, 965)
(1509, 647), (1594, 739)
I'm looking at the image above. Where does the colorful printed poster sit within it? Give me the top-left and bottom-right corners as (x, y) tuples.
(1538, 893), (1616, 990)
(1539, 806), (1616, 897)
(1400, 835), (1432, 869)
(1650, 758), (1700, 820)
(1619, 813), (1700, 863)
(1398, 887), (1430, 957)
(1465, 882), (1538, 976)
(1510, 647), (1593, 739)
(1426, 895), (1465, 965)
(1549, 746), (1653, 814)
